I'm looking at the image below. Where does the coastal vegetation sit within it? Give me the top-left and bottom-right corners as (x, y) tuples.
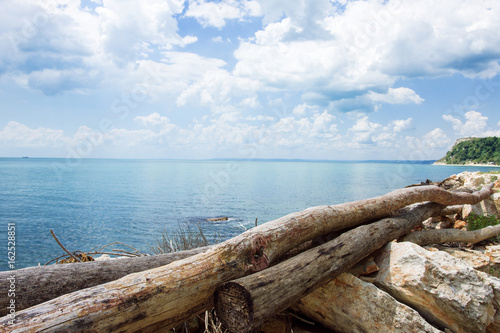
(438, 136), (500, 165)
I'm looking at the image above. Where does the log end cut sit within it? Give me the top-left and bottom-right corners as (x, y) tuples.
(215, 282), (254, 333)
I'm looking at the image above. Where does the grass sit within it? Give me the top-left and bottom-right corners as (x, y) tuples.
(149, 223), (223, 255)
(149, 223), (227, 333)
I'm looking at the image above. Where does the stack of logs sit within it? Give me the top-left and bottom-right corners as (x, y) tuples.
(1, 184), (500, 332)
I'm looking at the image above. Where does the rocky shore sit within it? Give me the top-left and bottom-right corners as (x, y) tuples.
(284, 171), (500, 333)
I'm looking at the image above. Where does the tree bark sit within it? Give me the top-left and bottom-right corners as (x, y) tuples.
(400, 224), (500, 246)
(0, 247), (210, 317)
(0, 185), (492, 332)
(214, 202), (451, 333)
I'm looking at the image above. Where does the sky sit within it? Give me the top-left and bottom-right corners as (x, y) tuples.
(1, 0), (500, 161)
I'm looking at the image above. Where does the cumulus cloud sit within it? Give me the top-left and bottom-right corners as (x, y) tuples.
(185, 0), (260, 28)
(134, 113), (173, 128)
(177, 68), (261, 111)
(96, 0), (193, 62)
(443, 111), (490, 137)
(0, 0), (198, 95)
(369, 88), (424, 105)
(234, 0), (500, 109)
(390, 118), (414, 133)
(406, 128), (451, 151)
(0, 121), (67, 148)
(350, 116), (382, 133)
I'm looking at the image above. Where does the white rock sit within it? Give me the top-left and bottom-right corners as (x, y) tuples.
(294, 272), (442, 333)
(476, 271), (500, 333)
(374, 242), (497, 333)
(94, 254), (113, 261)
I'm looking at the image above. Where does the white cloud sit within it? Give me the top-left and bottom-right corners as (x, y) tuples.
(292, 103), (320, 116)
(134, 113), (171, 127)
(391, 118), (414, 133)
(369, 88), (424, 105)
(234, 0), (500, 108)
(177, 68), (261, 111)
(185, 0), (260, 28)
(0, 0), (199, 95)
(443, 111), (500, 137)
(443, 111), (488, 136)
(245, 115), (274, 122)
(350, 116), (382, 133)
(0, 121), (67, 148)
(406, 128), (451, 151)
(239, 96), (261, 108)
(96, 0), (190, 62)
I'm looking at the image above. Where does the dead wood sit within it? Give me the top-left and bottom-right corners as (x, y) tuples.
(400, 224), (500, 246)
(214, 202), (450, 332)
(0, 246), (210, 317)
(0, 184), (493, 332)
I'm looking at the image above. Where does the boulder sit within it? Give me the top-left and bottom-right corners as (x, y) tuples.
(293, 272), (442, 333)
(431, 246), (491, 272)
(439, 172), (500, 219)
(473, 271), (500, 333)
(374, 242), (497, 333)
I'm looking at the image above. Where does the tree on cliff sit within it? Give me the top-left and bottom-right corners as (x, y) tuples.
(440, 137), (500, 165)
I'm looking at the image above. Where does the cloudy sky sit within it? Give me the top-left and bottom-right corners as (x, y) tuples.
(1, 0), (500, 160)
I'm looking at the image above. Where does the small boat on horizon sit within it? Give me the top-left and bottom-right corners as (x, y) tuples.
(22, 156), (29, 159)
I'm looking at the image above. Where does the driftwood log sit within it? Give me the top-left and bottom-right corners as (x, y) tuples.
(0, 247), (210, 317)
(0, 184), (493, 332)
(400, 224), (500, 246)
(214, 202), (453, 332)
(0, 205), (464, 317)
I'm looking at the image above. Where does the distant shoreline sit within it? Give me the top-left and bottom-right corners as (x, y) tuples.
(433, 162), (500, 168)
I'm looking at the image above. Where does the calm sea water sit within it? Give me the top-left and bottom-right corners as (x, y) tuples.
(1, 158), (498, 270)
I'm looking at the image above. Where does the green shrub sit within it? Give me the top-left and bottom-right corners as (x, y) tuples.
(466, 212), (499, 231)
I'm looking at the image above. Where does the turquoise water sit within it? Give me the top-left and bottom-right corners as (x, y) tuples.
(1, 158), (498, 270)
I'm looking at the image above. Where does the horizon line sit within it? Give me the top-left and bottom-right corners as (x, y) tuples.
(0, 156), (438, 163)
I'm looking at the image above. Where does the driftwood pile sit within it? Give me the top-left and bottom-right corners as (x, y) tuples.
(1, 183), (499, 332)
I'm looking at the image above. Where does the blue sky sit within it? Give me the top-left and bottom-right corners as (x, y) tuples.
(1, 0), (500, 160)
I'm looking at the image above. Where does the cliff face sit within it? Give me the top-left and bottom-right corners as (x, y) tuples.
(438, 137), (500, 165)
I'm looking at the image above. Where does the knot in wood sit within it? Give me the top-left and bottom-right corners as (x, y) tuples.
(248, 236), (269, 272)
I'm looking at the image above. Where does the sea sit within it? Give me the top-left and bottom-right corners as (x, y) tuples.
(1, 157), (499, 270)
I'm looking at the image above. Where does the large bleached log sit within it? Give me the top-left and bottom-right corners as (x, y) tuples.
(400, 224), (500, 246)
(0, 185), (492, 332)
(214, 202), (450, 332)
(0, 202), (463, 317)
(0, 246), (210, 317)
